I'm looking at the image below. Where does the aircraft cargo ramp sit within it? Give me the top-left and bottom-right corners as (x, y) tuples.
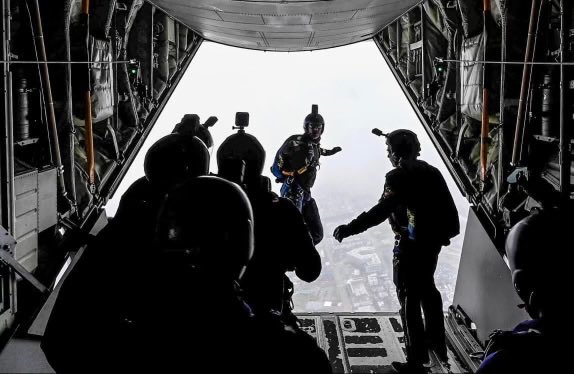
(0, 312), (466, 373)
(298, 313), (465, 373)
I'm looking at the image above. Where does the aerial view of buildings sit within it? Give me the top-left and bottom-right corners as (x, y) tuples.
(291, 189), (464, 314)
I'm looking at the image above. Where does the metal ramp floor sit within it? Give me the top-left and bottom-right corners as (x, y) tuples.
(298, 313), (466, 373)
(0, 312), (466, 373)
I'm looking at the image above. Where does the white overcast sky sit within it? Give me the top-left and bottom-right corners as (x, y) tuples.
(105, 40), (469, 238)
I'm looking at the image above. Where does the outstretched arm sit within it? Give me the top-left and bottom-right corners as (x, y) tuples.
(333, 174), (401, 242)
(321, 146), (342, 156)
(295, 246), (322, 282)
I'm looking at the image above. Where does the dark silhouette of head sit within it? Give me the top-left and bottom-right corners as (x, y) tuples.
(172, 114), (214, 149)
(155, 176), (254, 283)
(217, 131), (265, 186)
(144, 134), (209, 191)
(385, 129), (421, 167)
(505, 209), (566, 319)
(304, 104), (325, 140)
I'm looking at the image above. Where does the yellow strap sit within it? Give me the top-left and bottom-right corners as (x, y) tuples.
(281, 166), (308, 177)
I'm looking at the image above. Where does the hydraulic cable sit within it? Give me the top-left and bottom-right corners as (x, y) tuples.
(514, 0), (546, 166)
(80, 0), (95, 191)
(26, 0), (68, 200)
(480, 0), (491, 183)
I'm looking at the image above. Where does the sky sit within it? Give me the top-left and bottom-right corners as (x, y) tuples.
(105, 40), (470, 232)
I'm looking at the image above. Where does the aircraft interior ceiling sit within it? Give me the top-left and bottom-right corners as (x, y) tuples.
(148, 0), (420, 51)
(0, 0), (573, 372)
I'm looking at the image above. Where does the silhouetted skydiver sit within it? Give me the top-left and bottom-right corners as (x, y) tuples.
(476, 209), (569, 374)
(271, 104), (342, 245)
(172, 113), (217, 150)
(112, 113), (214, 229)
(41, 135), (210, 373)
(333, 129), (459, 374)
(153, 176), (331, 372)
(217, 124), (322, 321)
(113, 133), (211, 239)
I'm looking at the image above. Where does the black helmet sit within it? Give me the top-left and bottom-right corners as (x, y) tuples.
(385, 129), (421, 165)
(304, 104), (325, 136)
(217, 132), (265, 183)
(173, 114), (214, 149)
(505, 209), (567, 317)
(155, 176), (254, 281)
(144, 134), (209, 191)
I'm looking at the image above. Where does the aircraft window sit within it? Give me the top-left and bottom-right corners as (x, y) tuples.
(105, 40), (469, 314)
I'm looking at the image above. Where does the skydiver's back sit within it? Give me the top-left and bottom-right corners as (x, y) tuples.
(387, 159), (459, 246)
(216, 123), (322, 316)
(41, 134), (212, 372)
(42, 176), (331, 373)
(110, 133), (212, 244)
(241, 180), (321, 315)
(150, 176), (330, 373)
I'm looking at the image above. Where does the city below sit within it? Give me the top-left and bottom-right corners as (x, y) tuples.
(291, 190), (465, 314)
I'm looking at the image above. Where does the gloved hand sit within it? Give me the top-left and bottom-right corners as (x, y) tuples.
(331, 146), (342, 154)
(333, 224), (350, 242)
